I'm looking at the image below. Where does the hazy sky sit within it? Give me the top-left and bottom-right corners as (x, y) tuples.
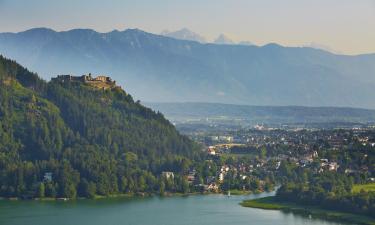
(0, 0), (374, 55)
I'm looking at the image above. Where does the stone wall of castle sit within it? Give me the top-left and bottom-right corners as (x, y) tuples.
(52, 74), (116, 89)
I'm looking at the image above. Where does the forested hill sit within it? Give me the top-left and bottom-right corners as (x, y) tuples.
(0, 55), (199, 198)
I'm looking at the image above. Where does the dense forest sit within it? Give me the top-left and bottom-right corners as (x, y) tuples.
(0, 55), (202, 198)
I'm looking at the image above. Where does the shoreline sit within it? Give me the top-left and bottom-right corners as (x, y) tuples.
(240, 196), (375, 225)
(0, 190), (241, 201)
(0, 187), (271, 202)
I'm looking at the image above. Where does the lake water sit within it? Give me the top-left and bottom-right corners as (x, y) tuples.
(0, 192), (346, 225)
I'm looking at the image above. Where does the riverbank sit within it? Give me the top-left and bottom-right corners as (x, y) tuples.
(241, 196), (375, 225)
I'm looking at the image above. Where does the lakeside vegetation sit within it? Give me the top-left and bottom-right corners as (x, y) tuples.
(240, 154), (375, 224)
(225, 189), (253, 195)
(275, 172), (375, 218)
(238, 160), (375, 225)
(241, 196), (375, 225)
(241, 196), (285, 210)
(352, 183), (375, 193)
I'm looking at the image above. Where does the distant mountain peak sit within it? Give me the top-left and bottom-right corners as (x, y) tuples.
(161, 28), (206, 43)
(263, 43), (283, 48)
(238, 41), (254, 46)
(126, 28), (146, 33)
(303, 42), (341, 54)
(214, 34), (234, 45)
(20, 27), (56, 34)
(179, 28), (193, 33)
(61, 28), (98, 35)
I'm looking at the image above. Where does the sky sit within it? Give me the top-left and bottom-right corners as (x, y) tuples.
(0, 0), (374, 55)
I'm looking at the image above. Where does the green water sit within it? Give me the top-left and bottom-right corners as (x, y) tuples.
(0, 192), (345, 225)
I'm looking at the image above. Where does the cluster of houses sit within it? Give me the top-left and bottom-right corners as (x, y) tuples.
(161, 170), (219, 192)
(319, 159), (339, 172)
(209, 135), (234, 143)
(159, 126), (375, 193)
(198, 127), (374, 183)
(201, 126), (375, 150)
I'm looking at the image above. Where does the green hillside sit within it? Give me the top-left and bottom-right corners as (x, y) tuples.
(0, 55), (199, 199)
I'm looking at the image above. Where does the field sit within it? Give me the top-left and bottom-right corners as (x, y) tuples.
(352, 183), (375, 193)
(226, 189), (253, 195)
(240, 196), (286, 209)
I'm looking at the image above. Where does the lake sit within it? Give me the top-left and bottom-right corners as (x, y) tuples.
(0, 192), (346, 225)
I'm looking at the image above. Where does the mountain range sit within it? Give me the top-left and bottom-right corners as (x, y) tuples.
(0, 28), (375, 108)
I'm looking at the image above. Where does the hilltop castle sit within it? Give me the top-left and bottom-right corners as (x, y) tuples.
(52, 73), (117, 89)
